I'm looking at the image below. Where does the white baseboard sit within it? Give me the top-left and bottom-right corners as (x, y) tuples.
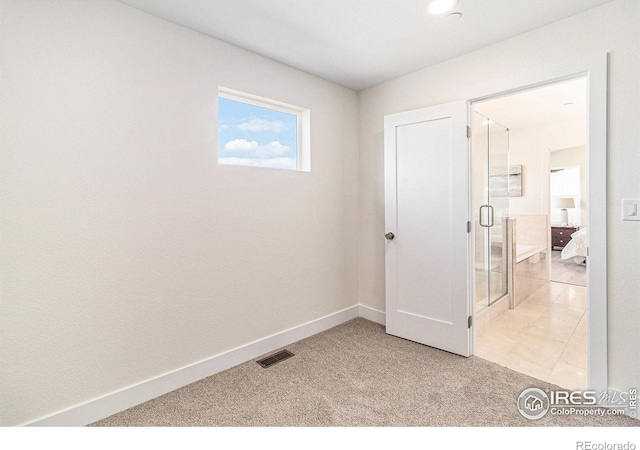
(26, 305), (360, 427)
(358, 304), (386, 325)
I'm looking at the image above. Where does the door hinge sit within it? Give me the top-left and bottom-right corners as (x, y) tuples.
(468, 316), (473, 329)
(466, 126), (471, 138)
(467, 221), (472, 233)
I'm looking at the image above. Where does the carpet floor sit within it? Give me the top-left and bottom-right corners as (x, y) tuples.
(91, 318), (638, 427)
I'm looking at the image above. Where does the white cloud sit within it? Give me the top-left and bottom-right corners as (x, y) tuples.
(224, 139), (259, 153)
(219, 157), (296, 171)
(221, 140), (294, 170)
(260, 158), (296, 170)
(237, 118), (289, 133)
(218, 157), (255, 167)
(255, 141), (290, 157)
(223, 140), (290, 158)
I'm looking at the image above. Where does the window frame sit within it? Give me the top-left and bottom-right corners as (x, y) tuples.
(217, 87), (310, 172)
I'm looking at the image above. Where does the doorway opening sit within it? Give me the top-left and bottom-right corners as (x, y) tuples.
(550, 164), (587, 286)
(471, 77), (589, 390)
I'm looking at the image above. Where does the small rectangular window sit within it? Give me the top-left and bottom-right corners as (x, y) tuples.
(218, 88), (310, 171)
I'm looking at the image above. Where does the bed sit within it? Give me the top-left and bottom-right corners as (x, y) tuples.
(561, 227), (587, 265)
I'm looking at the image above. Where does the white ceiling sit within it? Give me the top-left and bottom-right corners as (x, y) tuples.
(474, 77), (587, 130)
(116, 0), (613, 91)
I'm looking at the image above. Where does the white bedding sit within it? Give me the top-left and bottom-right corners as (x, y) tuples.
(561, 228), (587, 265)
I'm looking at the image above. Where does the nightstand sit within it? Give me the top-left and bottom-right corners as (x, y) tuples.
(551, 226), (578, 250)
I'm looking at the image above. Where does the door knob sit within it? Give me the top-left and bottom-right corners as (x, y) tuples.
(385, 232), (395, 240)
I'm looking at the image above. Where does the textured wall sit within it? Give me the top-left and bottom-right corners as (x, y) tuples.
(358, 0), (639, 393)
(0, 0), (359, 425)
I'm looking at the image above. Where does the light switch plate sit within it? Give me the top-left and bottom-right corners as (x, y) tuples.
(622, 199), (640, 221)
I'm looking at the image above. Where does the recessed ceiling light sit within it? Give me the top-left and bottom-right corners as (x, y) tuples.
(447, 12), (463, 20)
(564, 102), (575, 106)
(428, 0), (459, 15)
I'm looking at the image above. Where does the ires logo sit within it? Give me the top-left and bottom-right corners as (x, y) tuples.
(517, 388), (637, 420)
(550, 389), (634, 406)
(549, 390), (598, 405)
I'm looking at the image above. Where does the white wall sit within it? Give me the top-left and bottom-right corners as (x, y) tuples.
(550, 146), (587, 227)
(0, 0), (359, 426)
(508, 119), (585, 219)
(358, 0), (639, 393)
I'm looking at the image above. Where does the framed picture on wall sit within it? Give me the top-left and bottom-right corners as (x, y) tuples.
(508, 165), (522, 197)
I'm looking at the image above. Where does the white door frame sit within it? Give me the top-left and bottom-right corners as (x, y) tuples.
(465, 53), (608, 393)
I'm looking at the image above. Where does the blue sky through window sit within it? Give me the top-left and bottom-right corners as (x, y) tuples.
(218, 97), (298, 170)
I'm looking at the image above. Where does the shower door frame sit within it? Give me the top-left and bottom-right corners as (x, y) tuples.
(466, 53), (608, 394)
(472, 112), (511, 313)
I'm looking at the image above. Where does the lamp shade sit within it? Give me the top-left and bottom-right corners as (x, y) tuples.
(553, 197), (575, 209)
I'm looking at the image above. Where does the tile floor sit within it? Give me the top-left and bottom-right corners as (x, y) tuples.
(474, 268), (508, 313)
(476, 281), (587, 390)
(550, 249), (587, 286)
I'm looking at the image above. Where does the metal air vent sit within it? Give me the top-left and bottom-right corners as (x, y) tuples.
(256, 350), (294, 368)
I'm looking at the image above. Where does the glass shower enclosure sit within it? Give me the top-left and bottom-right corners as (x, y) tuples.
(473, 112), (510, 313)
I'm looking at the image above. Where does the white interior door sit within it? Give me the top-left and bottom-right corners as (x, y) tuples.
(384, 101), (471, 357)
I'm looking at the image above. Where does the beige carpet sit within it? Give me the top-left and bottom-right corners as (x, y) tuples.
(91, 318), (637, 427)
